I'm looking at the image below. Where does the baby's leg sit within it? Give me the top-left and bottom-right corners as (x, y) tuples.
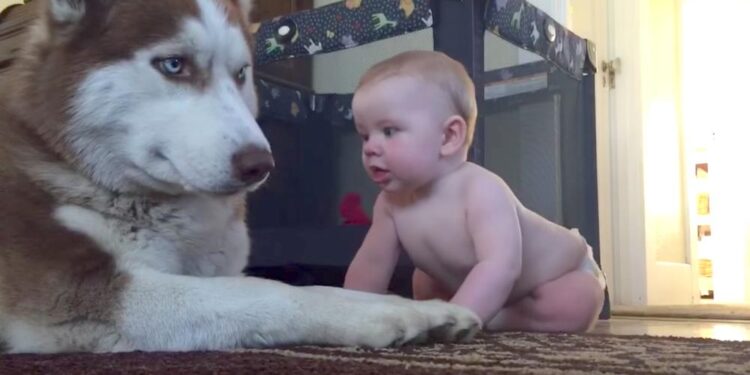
(486, 270), (604, 333)
(412, 268), (453, 301)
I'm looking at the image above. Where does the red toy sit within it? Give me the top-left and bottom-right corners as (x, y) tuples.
(339, 192), (371, 225)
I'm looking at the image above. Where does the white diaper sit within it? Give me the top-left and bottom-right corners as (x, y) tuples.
(571, 228), (607, 291)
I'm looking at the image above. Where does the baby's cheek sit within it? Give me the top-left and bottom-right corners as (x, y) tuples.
(388, 145), (418, 168)
(398, 151), (435, 177)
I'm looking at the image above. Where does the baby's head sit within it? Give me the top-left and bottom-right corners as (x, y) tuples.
(353, 51), (478, 193)
(354, 50), (478, 152)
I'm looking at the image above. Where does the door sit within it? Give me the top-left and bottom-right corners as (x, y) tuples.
(611, 0), (697, 306)
(569, 0), (696, 307)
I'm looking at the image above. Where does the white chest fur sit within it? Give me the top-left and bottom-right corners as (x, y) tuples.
(54, 193), (250, 277)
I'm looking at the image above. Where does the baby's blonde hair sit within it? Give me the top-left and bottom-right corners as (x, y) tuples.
(356, 50), (478, 149)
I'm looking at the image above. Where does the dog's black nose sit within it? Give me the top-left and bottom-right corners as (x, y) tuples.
(231, 145), (274, 185)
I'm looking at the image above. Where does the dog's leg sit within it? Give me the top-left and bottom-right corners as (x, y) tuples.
(115, 270), (480, 351)
(51, 205), (480, 351)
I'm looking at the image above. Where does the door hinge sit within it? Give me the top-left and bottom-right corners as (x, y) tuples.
(600, 58), (621, 89)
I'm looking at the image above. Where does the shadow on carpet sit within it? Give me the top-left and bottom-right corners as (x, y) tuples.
(3, 332), (750, 374)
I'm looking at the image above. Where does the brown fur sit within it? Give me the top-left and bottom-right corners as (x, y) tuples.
(0, 104), (129, 329)
(222, 0), (257, 63)
(0, 0), (244, 342)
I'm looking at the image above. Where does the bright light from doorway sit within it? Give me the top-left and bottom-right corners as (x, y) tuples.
(681, 0), (750, 303)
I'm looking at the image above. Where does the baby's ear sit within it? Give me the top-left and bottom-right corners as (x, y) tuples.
(440, 115), (468, 157)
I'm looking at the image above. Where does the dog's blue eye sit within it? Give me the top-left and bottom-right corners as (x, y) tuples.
(157, 57), (184, 76)
(237, 64), (249, 84)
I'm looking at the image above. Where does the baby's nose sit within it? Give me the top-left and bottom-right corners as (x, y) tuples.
(363, 140), (380, 157)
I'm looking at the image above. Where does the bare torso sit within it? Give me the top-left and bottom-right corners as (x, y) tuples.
(386, 163), (588, 303)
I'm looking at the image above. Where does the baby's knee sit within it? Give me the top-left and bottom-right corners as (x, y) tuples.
(539, 272), (604, 332)
(567, 275), (605, 332)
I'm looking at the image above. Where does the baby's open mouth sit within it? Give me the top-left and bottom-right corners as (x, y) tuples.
(369, 166), (390, 182)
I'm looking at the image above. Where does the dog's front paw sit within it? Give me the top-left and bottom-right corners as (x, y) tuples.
(352, 299), (481, 348)
(415, 299), (482, 344)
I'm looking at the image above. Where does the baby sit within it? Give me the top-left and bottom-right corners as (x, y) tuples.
(343, 50), (606, 332)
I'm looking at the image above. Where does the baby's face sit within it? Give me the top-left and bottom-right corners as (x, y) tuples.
(352, 76), (451, 193)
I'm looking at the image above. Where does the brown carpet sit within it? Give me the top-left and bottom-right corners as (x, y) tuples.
(3, 332), (750, 374)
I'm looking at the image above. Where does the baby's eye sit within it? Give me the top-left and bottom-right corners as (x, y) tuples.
(359, 133), (369, 142)
(383, 127), (397, 137)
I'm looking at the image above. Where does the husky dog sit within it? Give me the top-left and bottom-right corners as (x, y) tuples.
(0, 0), (480, 353)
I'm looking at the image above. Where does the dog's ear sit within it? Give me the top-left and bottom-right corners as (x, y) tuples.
(43, 0), (111, 39)
(46, 0), (111, 27)
(47, 0), (87, 25)
(232, 0), (253, 23)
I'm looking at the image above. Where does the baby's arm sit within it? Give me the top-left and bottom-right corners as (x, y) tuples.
(344, 193), (401, 294)
(450, 178), (522, 324)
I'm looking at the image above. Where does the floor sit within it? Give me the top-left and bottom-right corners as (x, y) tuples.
(612, 303), (750, 320)
(592, 316), (750, 341)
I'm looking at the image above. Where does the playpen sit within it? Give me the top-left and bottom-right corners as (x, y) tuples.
(243, 0), (606, 316)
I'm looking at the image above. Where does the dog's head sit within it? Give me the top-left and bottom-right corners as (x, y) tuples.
(20, 0), (272, 195)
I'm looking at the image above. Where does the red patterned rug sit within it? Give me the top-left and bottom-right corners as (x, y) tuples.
(3, 332), (750, 374)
